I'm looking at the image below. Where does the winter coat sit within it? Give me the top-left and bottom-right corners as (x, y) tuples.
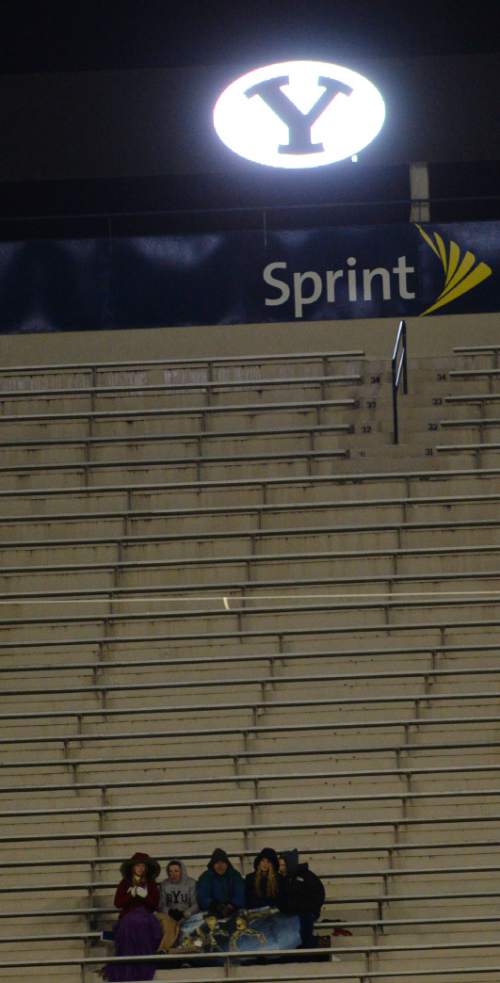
(159, 860), (198, 918)
(277, 849), (325, 918)
(196, 852), (245, 911)
(244, 870), (285, 909)
(244, 847), (284, 909)
(114, 878), (160, 919)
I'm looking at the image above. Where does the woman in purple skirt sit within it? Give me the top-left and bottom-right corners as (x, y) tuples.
(103, 852), (162, 982)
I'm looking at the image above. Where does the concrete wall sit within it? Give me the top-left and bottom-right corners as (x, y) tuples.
(0, 311), (499, 367)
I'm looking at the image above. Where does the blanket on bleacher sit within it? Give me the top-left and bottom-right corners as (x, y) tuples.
(178, 907), (301, 953)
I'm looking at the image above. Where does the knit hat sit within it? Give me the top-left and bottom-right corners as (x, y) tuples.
(253, 847), (279, 871)
(120, 851), (161, 880)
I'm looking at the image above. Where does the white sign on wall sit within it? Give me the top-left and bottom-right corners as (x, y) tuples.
(213, 59), (386, 169)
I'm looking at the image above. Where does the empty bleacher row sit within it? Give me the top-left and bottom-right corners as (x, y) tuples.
(0, 344), (499, 982)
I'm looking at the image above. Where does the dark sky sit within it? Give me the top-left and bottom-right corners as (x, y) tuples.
(2, 0), (500, 74)
(0, 0), (498, 229)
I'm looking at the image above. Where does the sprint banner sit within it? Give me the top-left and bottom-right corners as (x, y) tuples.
(0, 221), (497, 333)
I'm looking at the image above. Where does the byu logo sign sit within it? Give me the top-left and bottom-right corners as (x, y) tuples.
(213, 60), (385, 168)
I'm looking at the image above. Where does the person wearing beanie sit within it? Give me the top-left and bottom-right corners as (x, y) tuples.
(277, 849), (325, 949)
(103, 852), (162, 981)
(244, 847), (285, 909)
(195, 848), (245, 918)
(156, 859), (198, 953)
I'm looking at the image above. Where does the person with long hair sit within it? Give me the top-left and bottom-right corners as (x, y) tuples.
(244, 847), (284, 909)
(103, 851), (162, 981)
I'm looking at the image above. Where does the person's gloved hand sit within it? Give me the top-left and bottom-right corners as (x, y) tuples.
(136, 885), (147, 899)
(127, 886), (137, 897)
(168, 908), (184, 921)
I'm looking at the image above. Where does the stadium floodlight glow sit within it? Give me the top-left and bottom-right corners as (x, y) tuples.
(213, 60), (385, 169)
(214, 61), (385, 169)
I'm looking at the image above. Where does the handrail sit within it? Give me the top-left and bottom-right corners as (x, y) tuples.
(445, 393), (500, 402)
(391, 318), (408, 445)
(455, 345), (500, 353)
(450, 368), (500, 377)
(440, 417), (500, 427)
(437, 441), (500, 452)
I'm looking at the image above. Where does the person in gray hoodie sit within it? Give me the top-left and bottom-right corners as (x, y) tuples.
(157, 859), (198, 952)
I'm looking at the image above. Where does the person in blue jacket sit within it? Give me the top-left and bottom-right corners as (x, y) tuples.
(196, 848), (245, 918)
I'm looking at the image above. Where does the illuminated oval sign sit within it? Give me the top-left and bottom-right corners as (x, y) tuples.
(213, 59), (385, 169)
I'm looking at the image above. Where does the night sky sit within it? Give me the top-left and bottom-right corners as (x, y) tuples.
(0, 1), (498, 231)
(2, 0), (499, 72)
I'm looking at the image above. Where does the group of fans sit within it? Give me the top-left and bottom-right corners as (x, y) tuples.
(102, 846), (326, 981)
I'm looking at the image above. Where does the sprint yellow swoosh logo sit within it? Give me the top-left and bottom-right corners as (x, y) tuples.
(415, 224), (492, 316)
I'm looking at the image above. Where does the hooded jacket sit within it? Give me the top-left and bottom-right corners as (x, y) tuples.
(277, 849), (325, 918)
(244, 847), (285, 909)
(196, 848), (245, 911)
(159, 860), (198, 918)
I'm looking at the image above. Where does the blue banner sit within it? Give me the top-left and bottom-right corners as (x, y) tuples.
(0, 221), (497, 334)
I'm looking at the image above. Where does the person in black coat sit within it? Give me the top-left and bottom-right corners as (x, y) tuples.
(277, 849), (325, 948)
(244, 847), (284, 909)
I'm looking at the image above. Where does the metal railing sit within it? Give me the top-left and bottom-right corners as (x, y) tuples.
(392, 319), (408, 444)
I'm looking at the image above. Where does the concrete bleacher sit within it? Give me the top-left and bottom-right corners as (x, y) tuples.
(0, 345), (499, 982)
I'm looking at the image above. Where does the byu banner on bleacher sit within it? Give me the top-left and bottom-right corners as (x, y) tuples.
(0, 221), (497, 333)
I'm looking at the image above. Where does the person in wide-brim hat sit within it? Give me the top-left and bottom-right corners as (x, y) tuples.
(102, 851), (162, 981)
(119, 851), (161, 884)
